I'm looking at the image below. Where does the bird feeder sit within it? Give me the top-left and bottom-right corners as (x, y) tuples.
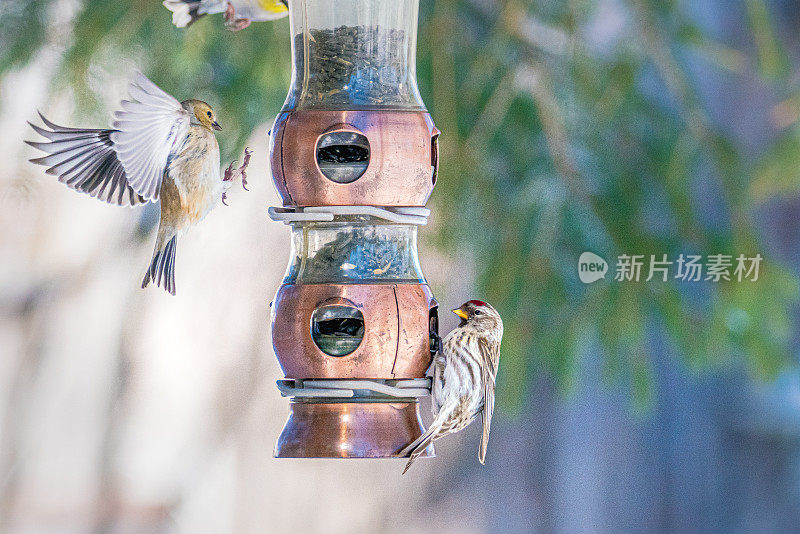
(269, 0), (439, 458)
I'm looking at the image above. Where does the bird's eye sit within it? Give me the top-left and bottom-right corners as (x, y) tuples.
(207, 111), (212, 118)
(474, 309), (483, 316)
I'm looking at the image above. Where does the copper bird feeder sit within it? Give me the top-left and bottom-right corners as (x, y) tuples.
(268, 0), (440, 458)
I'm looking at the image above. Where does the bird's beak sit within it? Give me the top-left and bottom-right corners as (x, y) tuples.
(452, 308), (469, 320)
(212, 121), (222, 131)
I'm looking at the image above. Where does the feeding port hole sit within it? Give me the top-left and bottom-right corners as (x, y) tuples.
(311, 303), (365, 357)
(316, 131), (370, 184)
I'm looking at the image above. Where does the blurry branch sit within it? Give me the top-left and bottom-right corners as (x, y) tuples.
(504, 9), (570, 57)
(744, 0), (789, 79)
(463, 0), (591, 202)
(0, 0), (49, 74)
(430, 0), (461, 157)
(627, 0), (711, 144)
(679, 29), (748, 75)
(751, 133), (800, 201)
(664, 131), (705, 244)
(464, 69), (516, 154)
(513, 62), (589, 202)
(769, 97), (800, 131)
(627, 0), (754, 243)
(756, 94), (800, 200)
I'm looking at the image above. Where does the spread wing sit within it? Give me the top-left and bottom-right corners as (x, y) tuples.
(26, 114), (147, 207)
(478, 336), (500, 464)
(110, 72), (190, 201)
(27, 73), (189, 205)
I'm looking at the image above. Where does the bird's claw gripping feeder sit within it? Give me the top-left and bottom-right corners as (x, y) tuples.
(268, 0), (440, 458)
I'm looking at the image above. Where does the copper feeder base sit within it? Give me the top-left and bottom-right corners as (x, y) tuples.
(274, 401), (434, 459)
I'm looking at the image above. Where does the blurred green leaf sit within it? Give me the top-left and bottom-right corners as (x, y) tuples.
(745, 0), (789, 79)
(752, 131), (800, 201)
(0, 1), (49, 73)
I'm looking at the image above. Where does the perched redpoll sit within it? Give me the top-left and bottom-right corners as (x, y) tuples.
(401, 300), (503, 473)
(163, 0), (288, 31)
(26, 72), (250, 295)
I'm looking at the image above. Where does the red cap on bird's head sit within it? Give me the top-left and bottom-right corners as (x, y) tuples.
(453, 300), (490, 319)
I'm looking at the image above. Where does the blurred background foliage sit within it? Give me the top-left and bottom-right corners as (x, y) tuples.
(2, 0), (798, 413)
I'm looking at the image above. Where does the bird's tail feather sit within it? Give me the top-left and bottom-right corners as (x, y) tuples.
(142, 235), (178, 295)
(400, 422), (440, 474)
(479, 389), (494, 465)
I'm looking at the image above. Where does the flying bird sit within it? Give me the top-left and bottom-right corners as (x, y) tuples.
(26, 72), (250, 295)
(163, 0), (288, 31)
(401, 300), (503, 474)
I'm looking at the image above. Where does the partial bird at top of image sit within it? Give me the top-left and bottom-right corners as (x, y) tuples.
(163, 0), (289, 32)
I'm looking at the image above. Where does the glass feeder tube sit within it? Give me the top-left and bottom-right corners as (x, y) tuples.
(284, 0), (424, 110)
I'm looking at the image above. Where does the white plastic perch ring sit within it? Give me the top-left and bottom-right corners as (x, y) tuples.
(268, 206), (430, 225)
(276, 378), (432, 399)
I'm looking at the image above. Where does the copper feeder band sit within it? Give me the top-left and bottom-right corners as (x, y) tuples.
(270, 109), (439, 207)
(272, 283), (437, 379)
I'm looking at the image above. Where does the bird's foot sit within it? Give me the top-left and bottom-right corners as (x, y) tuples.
(240, 147), (252, 190)
(224, 3), (252, 31)
(222, 147), (253, 206)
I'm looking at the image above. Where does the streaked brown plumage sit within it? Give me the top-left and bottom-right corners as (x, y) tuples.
(401, 300), (503, 473)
